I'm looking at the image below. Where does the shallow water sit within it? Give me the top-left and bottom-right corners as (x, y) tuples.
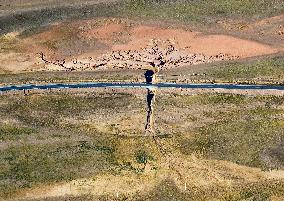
(1, 82), (284, 92)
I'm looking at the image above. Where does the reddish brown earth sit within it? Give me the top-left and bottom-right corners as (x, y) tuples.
(0, 17), (283, 73)
(112, 25), (279, 57)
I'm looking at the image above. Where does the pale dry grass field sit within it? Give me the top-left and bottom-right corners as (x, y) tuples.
(0, 90), (283, 200)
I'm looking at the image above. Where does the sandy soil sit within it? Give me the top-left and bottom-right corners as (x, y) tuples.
(216, 14), (284, 49)
(112, 25), (279, 57)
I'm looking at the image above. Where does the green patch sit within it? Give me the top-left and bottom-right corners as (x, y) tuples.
(196, 117), (283, 168)
(158, 93), (247, 108)
(1, 0), (283, 35)
(173, 94), (284, 169)
(0, 124), (36, 141)
(135, 150), (154, 165)
(194, 93), (247, 105)
(2, 93), (135, 127)
(124, 0), (284, 24)
(0, 70), (141, 84)
(163, 57), (284, 85)
(0, 2), (122, 35)
(0, 141), (117, 197)
(0, 92), (146, 197)
(206, 57), (284, 82)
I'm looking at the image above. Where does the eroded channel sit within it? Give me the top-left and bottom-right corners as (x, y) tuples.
(144, 69), (156, 135)
(145, 88), (155, 134)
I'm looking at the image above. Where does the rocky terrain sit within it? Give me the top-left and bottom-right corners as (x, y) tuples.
(39, 39), (240, 72)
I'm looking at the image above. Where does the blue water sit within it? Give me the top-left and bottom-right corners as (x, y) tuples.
(0, 82), (284, 92)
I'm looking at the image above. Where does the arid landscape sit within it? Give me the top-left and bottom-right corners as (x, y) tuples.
(0, 0), (284, 200)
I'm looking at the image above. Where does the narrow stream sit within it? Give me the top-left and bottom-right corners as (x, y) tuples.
(1, 82), (284, 92)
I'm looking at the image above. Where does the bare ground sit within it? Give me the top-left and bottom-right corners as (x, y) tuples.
(0, 17), (282, 73)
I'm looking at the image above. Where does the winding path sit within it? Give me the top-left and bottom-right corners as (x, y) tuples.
(0, 82), (284, 92)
